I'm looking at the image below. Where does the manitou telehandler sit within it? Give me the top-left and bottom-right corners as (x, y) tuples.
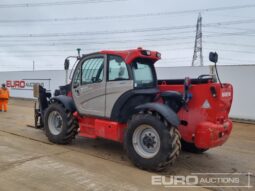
(34, 48), (233, 171)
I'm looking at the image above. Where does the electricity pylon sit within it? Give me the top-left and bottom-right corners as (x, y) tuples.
(191, 13), (203, 66)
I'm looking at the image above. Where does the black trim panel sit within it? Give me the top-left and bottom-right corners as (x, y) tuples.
(158, 78), (213, 85)
(51, 95), (76, 113)
(135, 102), (180, 127)
(110, 88), (159, 122)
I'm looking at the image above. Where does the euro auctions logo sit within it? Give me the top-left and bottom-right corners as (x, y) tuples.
(6, 80), (25, 88)
(6, 80), (45, 89)
(152, 173), (253, 188)
(152, 175), (199, 186)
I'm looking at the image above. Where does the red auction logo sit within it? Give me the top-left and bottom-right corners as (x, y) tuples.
(6, 80), (26, 88)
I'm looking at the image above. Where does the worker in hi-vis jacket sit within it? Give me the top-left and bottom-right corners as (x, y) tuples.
(0, 84), (10, 112)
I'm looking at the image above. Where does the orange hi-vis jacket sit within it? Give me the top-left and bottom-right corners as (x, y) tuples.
(0, 88), (10, 99)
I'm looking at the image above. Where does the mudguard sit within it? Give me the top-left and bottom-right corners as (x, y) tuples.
(50, 95), (76, 112)
(135, 102), (180, 127)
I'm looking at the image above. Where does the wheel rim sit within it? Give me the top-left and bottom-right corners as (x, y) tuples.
(48, 111), (63, 135)
(132, 124), (160, 159)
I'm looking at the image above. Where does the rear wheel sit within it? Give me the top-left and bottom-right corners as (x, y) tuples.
(124, 113), (181, 171)
(44, 103), (78, 144)
(181, 140), (208, 153)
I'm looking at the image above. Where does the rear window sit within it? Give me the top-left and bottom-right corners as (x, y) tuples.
(132, 59), (156, 88)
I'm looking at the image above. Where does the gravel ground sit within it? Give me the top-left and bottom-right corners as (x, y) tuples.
(0, 99), (254, 191)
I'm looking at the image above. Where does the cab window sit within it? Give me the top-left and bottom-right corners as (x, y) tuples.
(132, 59), (156, 88)
(73, 67), (81, 84)
(108, 55), (129, 81)
(81, 57), (104, 84)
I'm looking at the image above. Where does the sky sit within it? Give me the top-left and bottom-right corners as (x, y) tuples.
(0, 0), (255, 71)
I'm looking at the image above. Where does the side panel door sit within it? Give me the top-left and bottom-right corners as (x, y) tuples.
(105, 55), (133, 118)
(72, 54), (107, 117)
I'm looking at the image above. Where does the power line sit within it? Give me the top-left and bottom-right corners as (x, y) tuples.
(204, 30), (255, 36)
(1, 48), (254, 60)
(0, 0), (125, 8)
(220, 58), (255, 63)
(206, 25), (255, 32)
(204, 31), (255, 38)
(0, 37), (197, 47)
(0, 49), (74, 53)
(0, 29), (254, 48)
(1, 19), (255, 39)
(204, 41), (255, 48)
(0, 41), (195, 53)
(0, 26), (195, 38)
(0, 47), (194, 56)
(204, 48), (255, 54)
(0, 3), (255, 21)
(0, 54), (68, 57)
(0, 30), (196, 43)
(0, 30), (254, 47)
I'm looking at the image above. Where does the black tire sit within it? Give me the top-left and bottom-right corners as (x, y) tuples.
(44, 103), (78, 144)
(124, 113), (181, 171)
(181, 140), (208, 154)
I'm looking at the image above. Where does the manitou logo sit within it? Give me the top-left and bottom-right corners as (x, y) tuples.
(6, 80), (45, 89)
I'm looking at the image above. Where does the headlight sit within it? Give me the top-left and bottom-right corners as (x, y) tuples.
(156, 52), (161, 59)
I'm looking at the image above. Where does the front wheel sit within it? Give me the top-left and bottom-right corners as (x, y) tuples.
(44, 103), (78, 144)
(124, 113), (181, 171)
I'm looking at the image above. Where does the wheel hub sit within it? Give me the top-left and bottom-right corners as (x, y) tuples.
(142, 134), (156, 149)
(132, 125), (160, 159)
(48, 111), (63, 135)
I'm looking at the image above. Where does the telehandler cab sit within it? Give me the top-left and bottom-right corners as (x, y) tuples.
(34, 48), (233, 171)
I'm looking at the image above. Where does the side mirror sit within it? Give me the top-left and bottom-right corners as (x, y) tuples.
(209, 52), (218, 64)
(64, 59), (70, 70)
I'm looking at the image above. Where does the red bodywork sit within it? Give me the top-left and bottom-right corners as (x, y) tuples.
(73, 112), (126, 142)
(72, 48), (233, 149)
(100, 48), (160, 64)
(159, 82), (233, 149)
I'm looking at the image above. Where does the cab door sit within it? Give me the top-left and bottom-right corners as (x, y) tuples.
(72, 54), (106, 117)
(105, 55), (134, 118)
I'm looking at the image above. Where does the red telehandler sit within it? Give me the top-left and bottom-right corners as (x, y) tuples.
(34, 48), (233, 171)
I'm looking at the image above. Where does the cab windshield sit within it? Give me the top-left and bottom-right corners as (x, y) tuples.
(131, 59), (156, 88)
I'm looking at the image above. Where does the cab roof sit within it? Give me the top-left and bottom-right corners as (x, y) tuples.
(99, 48), (161, 64)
